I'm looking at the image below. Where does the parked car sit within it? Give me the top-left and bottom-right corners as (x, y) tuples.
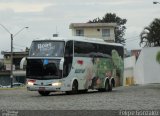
(2, 85), (11, 88)
(0, 83), (24, 88)
(12, 83), (24, 87)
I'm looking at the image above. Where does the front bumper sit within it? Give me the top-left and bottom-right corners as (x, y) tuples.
(27, 85), (61, 92)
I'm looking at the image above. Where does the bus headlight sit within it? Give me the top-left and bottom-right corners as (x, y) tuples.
(28, 82), (34, 86)
(52, 82), (62, 86)
(27, 80), (36, 86)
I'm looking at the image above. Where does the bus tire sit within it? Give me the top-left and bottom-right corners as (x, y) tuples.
(111, 78), (115, 87)
(104, 79), (110, 92)
(38, 91), (50, 96)
(66, 80), (78, 95)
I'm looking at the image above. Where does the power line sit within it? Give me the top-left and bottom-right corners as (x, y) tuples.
(125, 35), (139, 39)
(126, 38), (139, 42)
(13, 43), (27, 48)
(13, 47), (24, 51)
(126, 38), (140, 42)
(125, 35), (140, 41)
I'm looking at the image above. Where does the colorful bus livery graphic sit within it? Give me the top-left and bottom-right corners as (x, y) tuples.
(84, 49), (123, 90)
(26, 37), (124, 96)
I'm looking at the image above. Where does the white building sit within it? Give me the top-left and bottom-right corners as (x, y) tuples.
(124, 56), (136, 85)
(69, 23), (116, 42)
(134, 47), (160, 84)
(124, 47), (160, 85)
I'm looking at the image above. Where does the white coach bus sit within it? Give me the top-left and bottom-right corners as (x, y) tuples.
(26, 37), (124, 96)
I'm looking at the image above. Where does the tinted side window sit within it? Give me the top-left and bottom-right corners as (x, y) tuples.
(97, 44), (124, 58)
(63, 40), (73, 77)
(74, 41), (96, 57)
(65, 41), (73, 57)
(113, 46), (124, 59)
(97, 44), (112, 58)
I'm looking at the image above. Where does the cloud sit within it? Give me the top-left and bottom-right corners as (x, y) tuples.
(0, 0), (53, 3)
(0, 0), (159, 58)
(0, 2), (52, 12)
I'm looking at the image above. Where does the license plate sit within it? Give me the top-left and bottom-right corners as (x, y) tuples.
(39, 87), (45, 91)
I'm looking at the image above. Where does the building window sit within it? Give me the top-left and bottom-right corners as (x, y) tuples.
(102, 29), (110, 37)
(75, 29), (84, 36)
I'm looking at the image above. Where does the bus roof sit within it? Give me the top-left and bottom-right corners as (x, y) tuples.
(33, 36), (123, 47)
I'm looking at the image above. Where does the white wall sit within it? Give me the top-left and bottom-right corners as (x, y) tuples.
(124, 56), (136, 69)
(134, 47), (160, 84)
(124, 56), (136, 85)
(143, 47), (160, 83)
(134, 50), (144, 84)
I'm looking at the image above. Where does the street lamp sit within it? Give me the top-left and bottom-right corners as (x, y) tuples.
(153, 1), (160, 4)
(0, 24), (28, 88)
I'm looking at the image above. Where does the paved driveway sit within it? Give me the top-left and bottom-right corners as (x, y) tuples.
(0, 84), (160, 110)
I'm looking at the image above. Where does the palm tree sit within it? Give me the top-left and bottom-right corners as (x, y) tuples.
(140, 18), (160, 47)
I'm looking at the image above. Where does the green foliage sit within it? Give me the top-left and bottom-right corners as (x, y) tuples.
(156, 51), (160, 64)
(140, 18), (160, 47)
(88, 13), (127, 45)
(111, 50), (123, 70)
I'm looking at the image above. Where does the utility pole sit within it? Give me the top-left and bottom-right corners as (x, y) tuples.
(0, 24), (28, 88)
(10, 34), (13, 88)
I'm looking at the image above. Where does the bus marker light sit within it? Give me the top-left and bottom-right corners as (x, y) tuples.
(27, 80), (36, 86)
(77, 60), (83, 65)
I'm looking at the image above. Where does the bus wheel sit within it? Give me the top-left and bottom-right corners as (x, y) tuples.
(108, 84), (112, 91)
(66, 80), (78, 95)
(105, 80), (110, 92)
(38, 91), (50, 96)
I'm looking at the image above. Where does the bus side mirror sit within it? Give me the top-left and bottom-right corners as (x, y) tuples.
(59, 58), (64, 70)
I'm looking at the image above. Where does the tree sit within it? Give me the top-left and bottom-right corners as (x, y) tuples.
(140, 18), (160, 47)
(88, 13), (127, 44)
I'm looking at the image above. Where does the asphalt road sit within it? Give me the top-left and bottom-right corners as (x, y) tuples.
(0, 84), (160, 110)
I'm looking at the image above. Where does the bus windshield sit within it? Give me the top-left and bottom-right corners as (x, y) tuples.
(29, 41), (64, 57)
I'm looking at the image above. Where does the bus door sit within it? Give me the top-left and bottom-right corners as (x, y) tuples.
(63, 40), (73, 78)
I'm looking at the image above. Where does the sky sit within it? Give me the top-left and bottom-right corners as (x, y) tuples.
(0, 0), (159, 58)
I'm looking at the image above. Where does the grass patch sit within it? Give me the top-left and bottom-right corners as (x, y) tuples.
(0, 86), (26, 90)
